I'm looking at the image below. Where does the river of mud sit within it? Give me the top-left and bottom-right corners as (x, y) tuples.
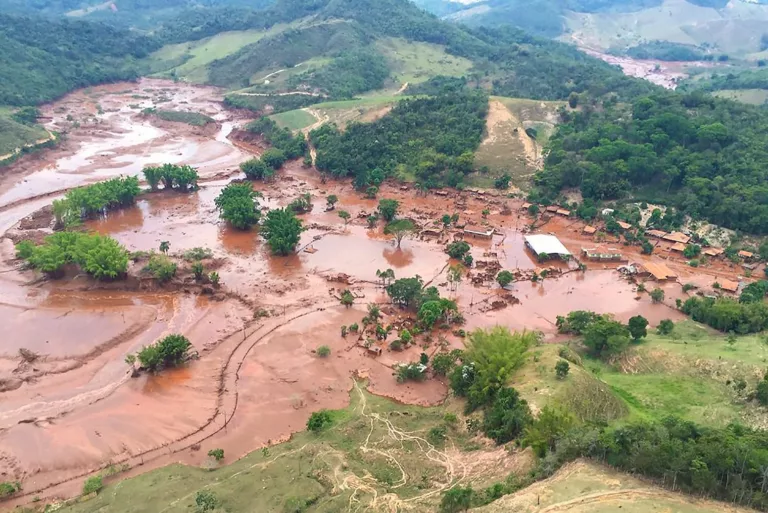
(0, 79), (750, 507)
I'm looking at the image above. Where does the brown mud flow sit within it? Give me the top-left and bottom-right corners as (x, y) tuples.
(0, 79), (754, 506)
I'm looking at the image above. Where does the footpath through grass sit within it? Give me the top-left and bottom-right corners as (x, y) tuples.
(59, 383), (476, 513)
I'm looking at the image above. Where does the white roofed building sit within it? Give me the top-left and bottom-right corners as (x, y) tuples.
(524, 234), (572, 260)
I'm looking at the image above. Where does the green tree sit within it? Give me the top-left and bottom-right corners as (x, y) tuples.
(143, 166), (162, 191)
(215, 183), (261, 230)
(159, 241), (170, 254)
(628, 315), (649, 341)
(317, 345), (331, 357)
(446, 241), (471, 259)
(365, 186), (378, 199)
(496, 270), (514, 288)
(657, 319), (675, 335)
(384, 219), (417, 248)
(757, 380), (768, 406)
(684, 244), (702, 259)
(192, 262), (204, 281)
(441, 214), (452, 227)
(457, 327), (535, 410)
(482, 386), (533, 444)
(137, 334), (192, 372)
(494, 173), (512, 190)
(326, 194), (338, 210)
(209, 272), (220, 287)
(261, 148), (286, 170)
(377, 199), (400, 222)
(386, 276), (425, 309)
(582, 317), (630, 359)
(261, 208), (303, 256)
(522, 406), (574, 457)
(307, 410), (332, 432)
(650, 288), (665, 303)
(195, 490), (218, 512)
(207, 448), (224, 461)
(528, 204), (539, 216)
(240, 158), (273, 180)
(555, 360), (570, 379)
(440, 486), (474, 513)
(338, 209), (351, 226)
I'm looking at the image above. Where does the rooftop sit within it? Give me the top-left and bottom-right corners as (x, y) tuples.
(583, 225), (597, 234)
(670, 242), (686, 252)
(738, 250), (754, 259)
(641, 262), (676, 281)
(663, 232), (690, 244)
(719, 279), (739, 293)
(524, 234), (571, 257)
(617, 221), (632, 230)
(646, 229), (667, 238)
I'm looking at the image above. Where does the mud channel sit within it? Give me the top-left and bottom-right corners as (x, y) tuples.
(0, 79), (749, 507)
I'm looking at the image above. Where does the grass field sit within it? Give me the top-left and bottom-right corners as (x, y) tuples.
(477, 460), (754, 513)
(0, 111), (50, 157)
(376, 37), (474, 86)
(471, 96), (562, 189)
(149, 29), (273, 83)
(713, 89), (768, 105)
(269, 109), (318, 131)
(269, 96), (407, 132)
(57, 383), (521, 513)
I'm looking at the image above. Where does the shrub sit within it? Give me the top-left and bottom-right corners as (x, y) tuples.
(15, 240), (35, 259)
(240, 157), (274, 180)
(183, 247), (213, 261)
(555, 360), (570, 379)
(340, 289), (354, 307)
(396, 362), (427, 382)
(0, 482), (19, 498)
(377, 199), (399, 222)
(317, 345), (331, 357)
(428, 425), (447, 446)
(82, 476), (103, 495)
(261, 148), (287, 170)
(137, 334), (192, 372)
(650, 288), (665, 303)
(482, 387), (532, 444)
(209, 271), (220, 286)
(657, 319), (675, 335)
(207, 448), (224, 461)
(20, 232), (128, 280)
(627, 315), (649, 341)
(496, 270), (514, 288)
(195, 490), (218, 512)
(307, 410), (332, 432)
(191, 262), (204, 280)
(440, 486), (474, 513)
(145, 254), (177, 283)
(432, 350), (461, 376)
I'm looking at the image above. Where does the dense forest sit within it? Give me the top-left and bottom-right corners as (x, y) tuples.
(683, 68), (768, 93)
(0, 13), (156, 106)
(534, 91), (768, 233)
(311, 91), (488, 189)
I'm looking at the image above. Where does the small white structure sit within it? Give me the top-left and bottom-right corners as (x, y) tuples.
(524, 234), (572, 259)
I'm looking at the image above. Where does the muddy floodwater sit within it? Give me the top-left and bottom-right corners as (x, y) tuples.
(0, 79), (745, 506)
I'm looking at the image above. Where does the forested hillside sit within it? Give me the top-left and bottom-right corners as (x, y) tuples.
(0, 13), (156, 106)
(534, 91), (768, 233)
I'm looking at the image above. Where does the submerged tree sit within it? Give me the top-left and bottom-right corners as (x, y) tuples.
(384, 219), (417, 248)
(214, 183), (261, 230)
(261, 208), (303, 256)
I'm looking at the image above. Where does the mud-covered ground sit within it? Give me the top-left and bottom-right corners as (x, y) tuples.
(0, 79), (755, 507)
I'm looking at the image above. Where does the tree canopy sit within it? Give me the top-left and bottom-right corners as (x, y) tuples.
(261, 208), (304, 255)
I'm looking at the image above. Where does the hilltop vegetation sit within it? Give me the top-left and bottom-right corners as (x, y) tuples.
(0, 13), (156, 106)
(534, 90), (768, 234)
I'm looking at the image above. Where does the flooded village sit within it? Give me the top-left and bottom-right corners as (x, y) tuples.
(0, 78), (759, 505)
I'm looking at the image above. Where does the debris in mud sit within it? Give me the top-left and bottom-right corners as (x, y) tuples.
(18, 205), (54, 230)
(325, 273), (355, 285)
(18, 348), (40, 363)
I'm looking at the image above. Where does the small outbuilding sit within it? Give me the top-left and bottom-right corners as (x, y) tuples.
(581, 247), (624, 262)
(703, 247), (724, 257)
(463, 225), (495, 239)
(738, 250), (755, 261)
(646, 229), (667, 239)
(556, 209), (571, 217)
(583, 225), (597, 235)
(670, 242), (686, 253)
(524, 234), (572, 260)
(663, 232), (691, 244)
(718, 280), (739, 293)
(640, 262), (677, 281)
(617, 221), (632, 230)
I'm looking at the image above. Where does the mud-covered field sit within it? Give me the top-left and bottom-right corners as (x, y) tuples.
(0, 79), (755, 507)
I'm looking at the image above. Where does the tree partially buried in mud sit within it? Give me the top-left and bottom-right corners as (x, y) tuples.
(214, 182), (261, 230)
(261, 208), (304, 256)
(132, 334), (192, 373)
(18, 232), (129, 280)
(384, 219), (417, 248)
